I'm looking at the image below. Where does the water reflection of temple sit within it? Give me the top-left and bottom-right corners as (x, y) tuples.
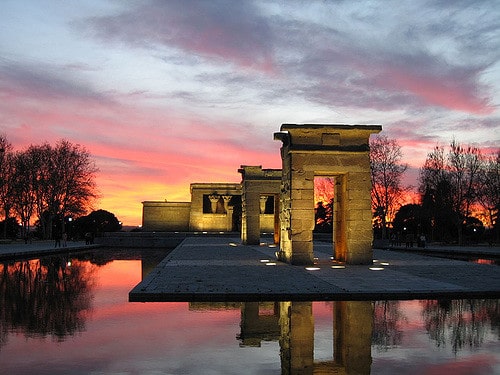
(190, 300), (374, 375)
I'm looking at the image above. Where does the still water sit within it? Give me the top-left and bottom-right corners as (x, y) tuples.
(0, 249), (499, 375)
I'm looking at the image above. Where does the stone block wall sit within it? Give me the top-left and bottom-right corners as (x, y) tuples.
(189, 183), (241, 232)
(275, 124), (381, 265)
(142, 201), (191, 231)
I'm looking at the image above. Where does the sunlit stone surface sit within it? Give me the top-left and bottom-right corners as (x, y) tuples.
(239, 165), (281, 245)
(143, 124), (381, 265)
(275, 124), (381, 265)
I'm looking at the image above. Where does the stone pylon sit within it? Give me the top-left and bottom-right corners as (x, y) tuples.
(274, 124), (381, 265)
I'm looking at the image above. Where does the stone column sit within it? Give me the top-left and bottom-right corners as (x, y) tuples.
(273, 193), (280, 244)
(334, 301), (373, 375)
(222, 195), (233, 231)
(274, 132), (315, 265)
(334, 175), (347, 261)
(222, 195), (232, 212)
(226, 205), (234, 231)
(242, 192), (261, 245)
(276, 144), (292, 263)
(279, 301), (314, 374)
(208, 194), (219, 214)
(290, 165), (315, 265)
(345, 168), (373, 264)
(259, 196), (268, 214)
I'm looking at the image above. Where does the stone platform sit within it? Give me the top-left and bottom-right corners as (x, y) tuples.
(0, 240), (99, 260)
(129, 236), (500, 302)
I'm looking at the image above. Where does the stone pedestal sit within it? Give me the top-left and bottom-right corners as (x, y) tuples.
(274, 124), (381, 265)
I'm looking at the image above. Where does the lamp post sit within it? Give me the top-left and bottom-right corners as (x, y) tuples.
(68, 217), (73, 241)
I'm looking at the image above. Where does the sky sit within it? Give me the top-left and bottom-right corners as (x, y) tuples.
(1, 0), (499, 226)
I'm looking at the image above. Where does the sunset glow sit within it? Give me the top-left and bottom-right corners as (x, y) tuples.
(1, 1), (499, 225)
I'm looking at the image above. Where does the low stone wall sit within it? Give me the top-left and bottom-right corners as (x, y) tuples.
(142, 201), (191, 231)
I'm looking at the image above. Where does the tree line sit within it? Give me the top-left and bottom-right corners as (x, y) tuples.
(370, 136), (499, 245)
(0, 134), (103, 240)
(314, 134), (499, 245)
(2, 132), (498, 245)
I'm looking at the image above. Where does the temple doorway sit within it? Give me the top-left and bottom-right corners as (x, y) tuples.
(274, 124), (381, 265)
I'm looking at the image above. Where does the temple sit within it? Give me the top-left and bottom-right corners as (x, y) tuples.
(142, 124), (381, 265)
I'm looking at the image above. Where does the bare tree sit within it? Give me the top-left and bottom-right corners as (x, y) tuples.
(25, 143), (53, 239)
(448, 140), (483, 245)
(0, 134), (15, 239)
(419, 141), (484, 245)
(8, 140), (99, 239)
(11, 150), (38, 240)
(419, 145), (454, 242)
(48, 140), (99, 234)
(478, 151), (500, 242)
(370, 135), (408, 239)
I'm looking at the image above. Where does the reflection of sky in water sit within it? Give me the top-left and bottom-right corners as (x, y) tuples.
(0, 257), (499, 375)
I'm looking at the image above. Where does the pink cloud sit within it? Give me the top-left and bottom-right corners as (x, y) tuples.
(1, 81), (281, 225)
(83, 0), (276, 73)
(383, 68), (493, 114)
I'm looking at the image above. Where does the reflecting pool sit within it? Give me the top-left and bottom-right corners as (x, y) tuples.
(0, 249), (499, 374)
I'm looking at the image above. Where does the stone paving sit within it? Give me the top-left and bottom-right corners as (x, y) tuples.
(0, 240), (98, 260)
(129, 236), (500, 302)
(2, 235), (498, 302)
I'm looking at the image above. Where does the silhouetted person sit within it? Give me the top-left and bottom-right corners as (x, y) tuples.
(405, 233), (414, 248)
(418, 234), (426, 248)
(85, 232), (92, 245)
(54, 232), (62, 248)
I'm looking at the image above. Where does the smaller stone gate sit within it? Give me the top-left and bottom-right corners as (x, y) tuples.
(239, 165), (281, 245)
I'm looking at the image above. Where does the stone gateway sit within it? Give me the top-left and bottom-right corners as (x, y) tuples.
(142, 123), (381, 265)
(274, 124), (381, 265)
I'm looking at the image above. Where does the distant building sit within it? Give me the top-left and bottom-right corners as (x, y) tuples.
(142, 170), (279, 235)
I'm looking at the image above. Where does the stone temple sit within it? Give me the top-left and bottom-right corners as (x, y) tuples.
(142, 124), (381, 265)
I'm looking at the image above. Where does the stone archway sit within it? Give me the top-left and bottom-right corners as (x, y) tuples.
(274, 124), (381, 265)
(239, 165), (281, 245)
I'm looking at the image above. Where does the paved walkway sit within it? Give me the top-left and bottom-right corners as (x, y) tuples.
(383, 243), (500, 258)
(129, 236), (500, 302)
(0, 240), (99, 260)
(2, 236), (499, 302)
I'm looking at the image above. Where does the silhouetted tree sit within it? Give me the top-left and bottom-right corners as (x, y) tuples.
(0, 134), (14, 239)
(370, 135), (408, 239)
(421, 299), (499, 354)
(463, 216), (484, 244)
(314, 200), (333, 233)
(42, 140), (99, 238)
(11, 149), (38, 239)
(419, 141), (484, 245)
(74, 209), (121, 238)
(0, 256), (95, 344)
(478, 151), (500, 242)
(372, 301), (407, 351)
(0, 217), (19, 239)
(392, 204), (428, 240)
(6, 140), (98, 239)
